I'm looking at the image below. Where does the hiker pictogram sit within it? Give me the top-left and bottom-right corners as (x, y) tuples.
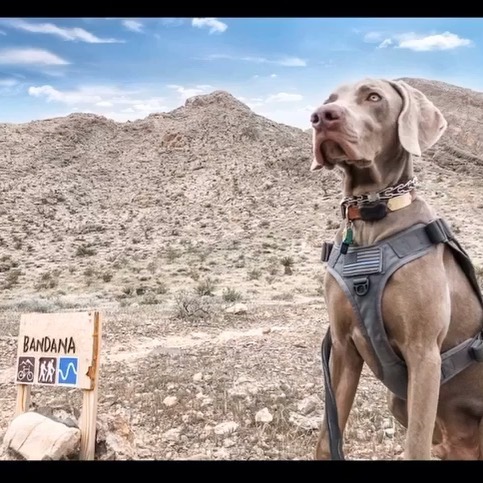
(38, 357), (57, 384)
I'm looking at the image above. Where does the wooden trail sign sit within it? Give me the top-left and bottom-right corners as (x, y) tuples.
(14, 311), (102, 460)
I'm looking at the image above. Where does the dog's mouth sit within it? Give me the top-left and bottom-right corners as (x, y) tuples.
(311, 136), (371, 171)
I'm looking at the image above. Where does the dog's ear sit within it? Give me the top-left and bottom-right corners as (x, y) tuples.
(389, 80), (447, 157)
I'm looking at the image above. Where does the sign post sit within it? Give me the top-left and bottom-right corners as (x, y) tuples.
(14, 311), (102, 460)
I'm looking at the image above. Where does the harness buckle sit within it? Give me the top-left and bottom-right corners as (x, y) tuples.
(353, 277), (370, 296)
(426, 219), (450, 245)
(340, 203), (347, 220)
(470, 335), (483, 363)
(321, 242), (333, 263)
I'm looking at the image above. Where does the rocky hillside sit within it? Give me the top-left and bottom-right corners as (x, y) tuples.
(0, 78), (482, 306)
(399, 78), (483, 174)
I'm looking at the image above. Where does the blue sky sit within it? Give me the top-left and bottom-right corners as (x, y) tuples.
(0, 17), (482, 129)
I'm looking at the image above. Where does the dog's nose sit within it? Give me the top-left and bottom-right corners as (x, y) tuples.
(311, 105), (343, 130)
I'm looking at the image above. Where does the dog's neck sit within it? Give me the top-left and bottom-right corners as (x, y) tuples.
(334, 145), (438, 246)
(340, 144), (413, 197)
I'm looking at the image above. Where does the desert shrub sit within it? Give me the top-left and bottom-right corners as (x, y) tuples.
(222, 288), (242, 303)
(3, 269), (22, 289)
(35, 270), (60, 290)
(196, 277), (216, 296)
(247, 269), (261, 280)
(174, 290), (219, 320)
(281, 256), (294, 275)
(76, 244), (97, 257)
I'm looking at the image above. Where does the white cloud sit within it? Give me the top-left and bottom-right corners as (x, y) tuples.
(252, 73), (278, 80)
(204, 53), (306, 67)
(27, 83), (170, 121)
(397, 31), (472, 51)
(122, 19), (143, 33)
(192, 18), (227, 34)
(167, 84), (213, 100)
(0, 78), (18, 87)
(161, 18), (185, 27)
(363, 31), (384, 43)
(28, 85), (141, 105)
(278, 57), (306, 67)
(29, 85), (102, 104)
(255, 106), (313, 130)
(0, 48), (69, 65)
(377, 38), (393, 49)
(95, 101), (113, 107)
(3, 18), (124, 43)
(266, 92), (303, 103)
(363, 30), (472, 52)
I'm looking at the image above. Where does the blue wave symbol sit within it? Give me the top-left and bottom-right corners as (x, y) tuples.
(58, 358), (78, 384)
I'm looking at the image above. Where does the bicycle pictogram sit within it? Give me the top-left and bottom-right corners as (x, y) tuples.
(16, 357), (35, 383)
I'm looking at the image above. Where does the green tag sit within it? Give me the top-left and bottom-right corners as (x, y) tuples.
(343, 226), (353, 245)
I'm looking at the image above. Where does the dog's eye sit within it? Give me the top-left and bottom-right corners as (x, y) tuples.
(367, 93), (382, 102)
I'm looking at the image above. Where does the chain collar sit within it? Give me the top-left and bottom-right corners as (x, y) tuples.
(340, 177), (418, 210)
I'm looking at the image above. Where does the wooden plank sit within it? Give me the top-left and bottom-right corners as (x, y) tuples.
(79, 311), (102, 460)
(14, 384), (31, 417)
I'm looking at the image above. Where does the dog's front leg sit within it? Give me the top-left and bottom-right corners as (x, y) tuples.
(315, 336), (363, 459)
(402, 345), (442, 459)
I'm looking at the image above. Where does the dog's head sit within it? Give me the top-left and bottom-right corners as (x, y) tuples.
(310, 78), (448, 171)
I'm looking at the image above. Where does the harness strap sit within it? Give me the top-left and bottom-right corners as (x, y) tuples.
(321, 329), (344, 460)
(426, 218), (483, 305)
(441, 333), (483, 383)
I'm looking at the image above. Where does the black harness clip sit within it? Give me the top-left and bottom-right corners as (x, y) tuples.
(353, 277), (370, 296)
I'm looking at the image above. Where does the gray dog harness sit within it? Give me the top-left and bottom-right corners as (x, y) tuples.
(320, 217), (483, 459)
(322, 217), (483, 400)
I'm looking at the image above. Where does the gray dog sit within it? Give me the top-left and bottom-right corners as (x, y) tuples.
(311, 78), (483, 460)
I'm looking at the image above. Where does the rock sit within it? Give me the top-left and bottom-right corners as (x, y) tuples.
(200, 397), (213, 407)
(35, 406), (78, 428)
(96, 414), (137, 460)
(228, 376), (259, 398)
(193, 372), (203, 382)
(214, 421), (239, 436)
(297, 396), (318, 416)
(384, 427), (396, 438)
(382, 418), (393, 429)
(213, 447), (230, 459)
(3, 411), (80, 460)
(225, 303), (247, 315)
(162, 428), (182, 442)
(223, 438), (236, 448)
(163, 396), (178, 407)
(288, 412), (320, 431)
(255, 408), (273, 424)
